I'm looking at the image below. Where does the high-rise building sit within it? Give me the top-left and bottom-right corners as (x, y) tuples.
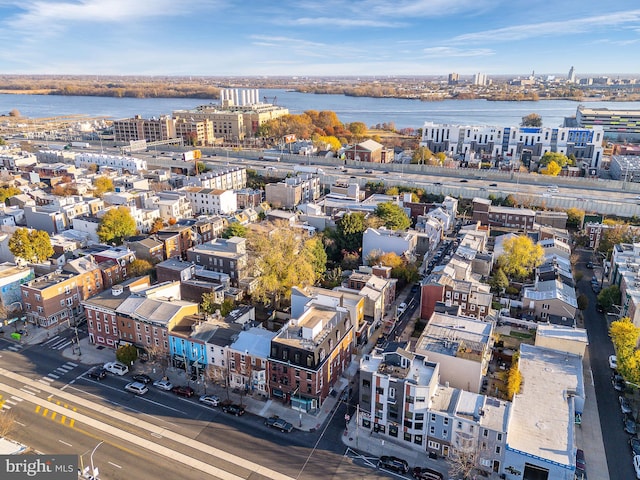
(567, 66), (576, 84)
(448, 73), (459, 85)
(473, 73), (487, 86)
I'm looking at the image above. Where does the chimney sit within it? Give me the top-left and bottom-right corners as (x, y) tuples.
(112, 285), (124, 296)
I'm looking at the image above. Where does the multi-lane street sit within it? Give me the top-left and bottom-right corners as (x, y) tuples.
(0, 334), (398, 480)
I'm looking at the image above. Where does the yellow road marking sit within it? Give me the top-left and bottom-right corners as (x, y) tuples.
(69, 419), (75, 428)
(42, 408), (48, 416)
(51, 412), (57, 420)
(35, 405), (41, 413)
(61, 415), (66, 424)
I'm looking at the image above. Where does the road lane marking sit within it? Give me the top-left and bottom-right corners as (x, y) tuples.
(48, 373), (60, 379)
(42, 408), (48, 416)
(35, 405), (41, 413)
(42, 336), (60, 345)
(69, 419), (75, 427)
(51, 412), (57, 420)
(58, 439), (72, 447)
(108, 461), (122, 469)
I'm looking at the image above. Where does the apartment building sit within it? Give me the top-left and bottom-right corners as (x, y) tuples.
(182, 187), (237, 215)
(227, 326), (277, 398)
(362, 227), (418, 263)
(265, 174), (320, 209)
(146, 191), (193, 222)
(0, 263), (34, 308)
(75, 153), (147, 173)
(576, 105), (640, 140)
(186, 237), (248, 286)
(173, 116), (215, 146)
(472, 198), (536, 231)
(112, 115), (175, 143)
(268, 303), (354, 411)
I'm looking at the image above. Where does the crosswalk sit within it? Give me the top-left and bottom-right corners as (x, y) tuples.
(6, 343), (23, 353)
(38, 362), (78, 386)
(0, 394), (24, 411)
(41, 335), (75, 351)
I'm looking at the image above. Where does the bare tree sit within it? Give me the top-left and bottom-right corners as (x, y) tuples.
(0, 410), (17, 437)
(145, 344), (169, 377)
(447, 448), (481, 480)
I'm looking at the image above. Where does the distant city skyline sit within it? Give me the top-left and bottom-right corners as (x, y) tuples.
(0, 1), (639, 76)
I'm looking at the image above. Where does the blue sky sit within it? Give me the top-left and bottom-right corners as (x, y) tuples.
(0, 0), (639, 76)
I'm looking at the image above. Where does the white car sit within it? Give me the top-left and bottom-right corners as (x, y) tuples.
(199, 395), (220, 407)
(124, 382), (148, 395)
(634, 455), (640, 479)
(609, 355), (618, 370)
(397, 302), (407, 314)
(153, 379), (173, 391)
(103, 361), (129, 376)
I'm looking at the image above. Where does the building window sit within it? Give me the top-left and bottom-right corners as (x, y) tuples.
(389, 424), (398, 437)
(495, 446), (501, 454)
(404, 432), (412, 442)
(443, 418), (449, 426)
(429, 425), (435, 435)
(497, 433), (503, 441)
(414, 435), (423, 446)
(442, 429), (448, 439)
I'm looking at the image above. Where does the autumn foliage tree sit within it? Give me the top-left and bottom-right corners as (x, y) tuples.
(97, 207), (137, 244)
(541, 160), (561, 176)
(610, 317), (640, 384)
(8, 228), (54, 263)
(93, 176), (114, 198)
(497, 235), (544, 281)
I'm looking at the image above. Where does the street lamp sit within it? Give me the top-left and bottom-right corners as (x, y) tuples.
(90, 441), (104, 479)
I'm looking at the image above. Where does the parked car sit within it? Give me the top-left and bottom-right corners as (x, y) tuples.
(634, 455), (640, 479)
(378, 456), (409, 474)
(630, 437), (640, 456)
(624, 414), (637, 435)
(264, 416), (293, 432)
(222, 404), (245, 416)
(621, 396), (633, 414)
(152, 379), (173, 391)
(489, 183), (498, 187)
(397, 302), (407, 315)
(614, 375), (627, 392)
(103, 361), (129, 376)
(87, 366), (107, 380)
(586, 261), (594, 269)
(412, 466), (444, 480)
(132, 374), (152, 384)
(198, 395), (220, 407)
(575, 448), (586, 471)
(609, 355), (618, 370)
(124, 382), (148, 395)
(171, 385), (195, 398)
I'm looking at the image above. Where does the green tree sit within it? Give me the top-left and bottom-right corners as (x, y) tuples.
(222, 223), (248, 239)
(497, 235), (544, 280)
(93, 176), (114, 198)
(8, 228), (33, 262)
(521, 113), (542, 127)
(128, 259), (153, 277)
(248, 222), (317, 308)
(0, 138), (5, 146)
(542, 160), (561, 176)
(597, 285), (621, 312)
(0, 186), (21, 203)
(116, 344), (138, 366)
(566, 208), (585, 229)
(577, 293), (589, 311)
(304, 237), (327, 281)
(97, 207), (137, 245)
(200, 292), (219, 315)
(598, 224), (633, 258)
(411, 146), (433, 164)
(322, 267), (343, 288)
(490, 268), (509, 293)
(374, 202), (411, 230)
(336, 212), (367, 252)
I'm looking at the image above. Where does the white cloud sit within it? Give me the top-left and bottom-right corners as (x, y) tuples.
(290, 16), (403, 28)
(450, 9), (640, 43)
(422, 46), (494, 58)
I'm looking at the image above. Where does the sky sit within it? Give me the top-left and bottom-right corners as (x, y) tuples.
(0, 0), (639, 77)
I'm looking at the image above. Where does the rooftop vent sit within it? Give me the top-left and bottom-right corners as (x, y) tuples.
(112, 285), (124, 296)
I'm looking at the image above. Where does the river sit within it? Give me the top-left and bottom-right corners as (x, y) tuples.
(1, 89), (640, 130)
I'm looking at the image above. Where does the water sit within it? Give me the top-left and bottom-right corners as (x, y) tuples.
(1, 89), (640, 130)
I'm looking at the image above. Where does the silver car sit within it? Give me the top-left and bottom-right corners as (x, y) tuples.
(152, 379), (173, 391)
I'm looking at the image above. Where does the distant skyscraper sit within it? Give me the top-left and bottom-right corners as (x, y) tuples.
(473, 73), (487, 86)
(568, 66), (576, 83)
(448, 73), (459, 85)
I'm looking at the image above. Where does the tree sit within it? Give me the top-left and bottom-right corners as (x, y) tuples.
(597, 285), (621, 312)
(448, 448), (481, 480)
(8, 228), (53, 263)
(348, 122), (367, 139)
(322, 267), (343, 288)
(8, 109), (20, 117)
(116, 344), (138, 366)
(577, 293), (589, 311)
(598, 224), (633, 258)
(336, 212), (367, 253)
(507, 361), (522, 399)
(128, 259), (153, 277)
(489, 268), (509, 293)
(411, 146), (433, 164)
(149, 218), (164, 234)
(610, 317), (640, 381)
(87, 163), (99, 173)
(93, 176), (114, 198)
(521, 113), (542, 127)
(0, 185), (21, 203)
(542, 160), (561, 176)
(0, 410), (16, 437)
(497, 235), (544, 280)
(222, 223), (248, 239)
(374, 202), (411, 230)
(97, 207), (137, 244)
(566, 207), (585, 229)
(248, 222), (318, 308)
(304, 237), (327, 281)
(539, 152), (569, 168)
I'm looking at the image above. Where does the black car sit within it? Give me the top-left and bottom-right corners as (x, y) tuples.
(630, 437), (640, 455)
(132, 374), (152, 384)
(624, 414), (637, 435)
(171, 385), (195, 398)
(222, 404), (245, 416)
(378, 456), (409, 474)
(586, 261), (594, 269)
(87, 367), (107, 380)
(489, 183), (498, 187)
(412, 466), (444, 480)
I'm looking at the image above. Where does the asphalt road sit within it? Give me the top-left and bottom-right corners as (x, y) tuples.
(0, 334), (401, 480)
(576, 249), (636, 480)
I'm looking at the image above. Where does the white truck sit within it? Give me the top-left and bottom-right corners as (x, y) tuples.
(71, 142), (90, 148)
(294, 165), (324, 175)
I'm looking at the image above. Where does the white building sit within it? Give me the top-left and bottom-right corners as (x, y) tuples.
(420, 123), (604, 169)
(75, 153), (147, 173)
(145, 191), (193, 222)
(181, 187), (237, 215)
(362, 227), (417, 263)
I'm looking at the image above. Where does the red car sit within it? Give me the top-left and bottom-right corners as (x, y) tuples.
(171, 385), (195, 398)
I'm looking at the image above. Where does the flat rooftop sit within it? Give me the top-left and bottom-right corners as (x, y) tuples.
(506, 344), (583, 467)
